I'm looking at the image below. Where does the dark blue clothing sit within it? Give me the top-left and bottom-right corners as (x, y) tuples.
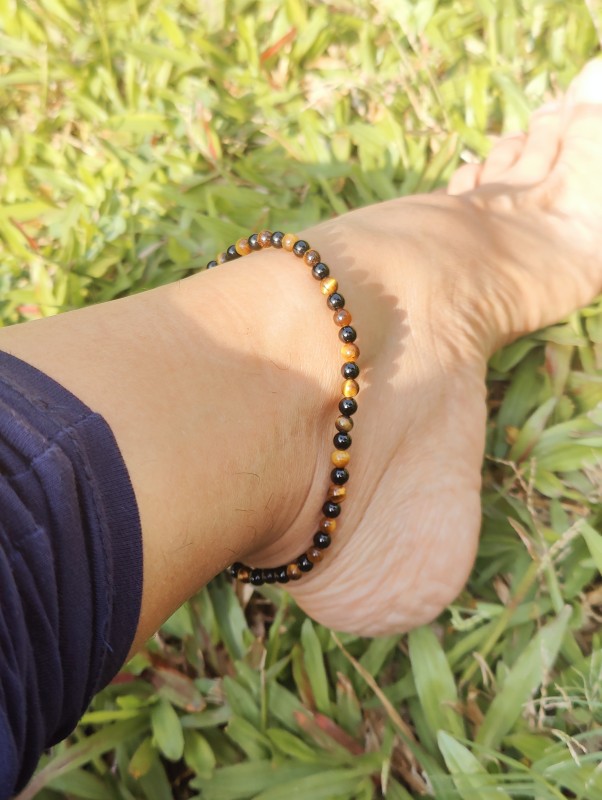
(0, 350), (143, 798)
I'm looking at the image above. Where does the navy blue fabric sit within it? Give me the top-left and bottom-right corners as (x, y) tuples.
(0, 350), (143, 798)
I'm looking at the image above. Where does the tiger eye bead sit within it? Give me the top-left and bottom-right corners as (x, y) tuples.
(297, 554), (313, 572)
(271, 231), (284, 248)
(327, 292), (345, 310)
(341, 343), (360, 362)
(314, 532), (331, 549)
(334, 432), (352, 450)
(235, 238), (251, 256)
(331, 450), (350, 468)
(312, 262), (330, 280)
(342, 379), (359, 398)
(327, 485), (346, 503)
(248, 234), (261, 251)
(237, 567), (250, 582)
(218, 251), (228, 264)
(258, 230), (273, 248)
(339, 397), (357, 416)
(335, 415), (354, 433)
(307, 546), (324, 564)
(321, 277), (338, 296)
(342, 362), (359, 379)
(339, 326), (357, 343)
(293, 239), (310, 257)
(282, 232), (298, 251)
(331, 468), (349, 485)
(320, 517), (337, 533)
(304, 249), (320, 268)
(287, 562), (302, 580)
(206, 259), (218, 269)
(333, 308), (352, 327)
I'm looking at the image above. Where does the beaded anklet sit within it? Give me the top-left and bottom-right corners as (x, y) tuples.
(206, 230), (359, 586)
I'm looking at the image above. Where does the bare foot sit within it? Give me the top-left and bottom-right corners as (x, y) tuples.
(243, 61), (602, 635)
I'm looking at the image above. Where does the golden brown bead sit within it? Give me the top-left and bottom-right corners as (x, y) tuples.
(235, 238), (251, 256)
(327, 485), (346, 503)
(237, 567), (250, 582)
(342, 379), (359, 398)
(341, 343), (360, 362)
(304, 249), (321, 267)
(282, 233), (298, 251)
(321, 277), (338, 296)
(335, 415), (353, 433)
(333, 308), (352, 327)
(287, 562), (302, 580)
(258, 230), (272, 248)
(218, 252), (228, 264)
(320, 518), (337, 534)
(331, 450), (350, 468)
(307, 547), (324, 564)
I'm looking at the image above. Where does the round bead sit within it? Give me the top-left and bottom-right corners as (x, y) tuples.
(333, 308), (352, 327)
(312, 262), (330, 280)
(235, 238), (251, 256)
(287, 562), (302, 580)
(323, 501), (341, 518)
(320, 518), (337, 533)
(227, 244), (240, 261)
(263, 568), (276, 584)
(331, 449), (350, 468)
(229, 562), (243, 578)
(206, 259), (218, 269)
(282, 233), (298, 251)
(342, 362), (360, 379)
(339, 326), (357, 343)
(237, 567), (250, 582)
(321, 277), (338, 296)
(307, 547), (324, 564)
(335, 415), (354, 433)
(258, 230), (272, 248)
(297, 554), (314, 572)
(314, 532), (331, 549)
(327, 485), (346, 503)
(249, 234), (261, 251)
(339, 397), (358, 416)
(341, 343), (360, 362)
(275, 566), (289, 583)
(327, 292), (345, 310)
(218, 252), (228, 264)
(333, 432), (352, 450)
(304, 249), (320, 267)
(271, 231), (285, 248)
(250, 569), (264, 586)
(292, 239), (310, 257)
(331, 468), (349, 485)
(342, 379), (359, 398)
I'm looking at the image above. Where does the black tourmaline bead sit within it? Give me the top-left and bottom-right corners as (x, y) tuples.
(249, 233), (261, 251)
(275, 566), (290, 583)
(339, 397), (358, 417)
(297, 554), (314, 572)
(226, 244), (240, 261)
(229, 562), (243, 578)
(323, 501), (341, 518)
(333, 432), (352, 450)
(331, 468), (349, 485)
(263, 568), (276, 584)
(206, 259), (218, 269)
(311, 262), (330, 280)
(327, 292), (345, 310)
(339, 326), (357, 343)
(250, 569), (264, 586)
(314, 532), (331, 549)
(342, 362), (360, 379)
(271, 231), (284, 248)
(292, 239), (310, 257)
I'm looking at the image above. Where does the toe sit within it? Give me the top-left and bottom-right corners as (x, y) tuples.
(503, 106), (564, 185)
(479, 133), (526, 184)
(447, 163), (482, 196)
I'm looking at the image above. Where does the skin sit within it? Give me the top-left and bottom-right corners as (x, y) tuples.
(0, 61), (601, 653)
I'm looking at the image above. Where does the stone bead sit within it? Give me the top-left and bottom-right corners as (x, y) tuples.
(227, 244), (240, 261)
(249, 233), (261, 251)
(312, 262), (329, 280)
(229, 562), (243, 578)
(237, 567), (250, 582)
(304, 249), (320, 268)
(333, 308), (352, 327)
(235, 238), (251, 256)
(293, 239), (310, 257)
(331, 449), (351, 468)
(330, 468), (349, 485)
(282, 232), (298, 251)
(342, 379), (359, 398)
(323, 501), (341, 518)
(271, 231), (285, 248)
(307, 546), (324, 564)
(327, 292), (345, 310)
(321, 277), (338, 296)
(275, 566), (289, 583)
(339, 397), (358, 416)
(342, 362), (359, 379)
(320, 517), (337, 533)
(333, 431), (352, 450)
(206, 259), (218, 269)
(258, 230), (273, 248)
(314, 532), (331, 549)
(327, 485), (346, 503)
(335, 415), (354, 433)
(218, 251), (228, 264)
(297, 554), (314, 572)
(263, 568), (276, 584)
(250, 569), (264, 586)
(341, 343), (360, 362)
(287, 562), (302, 580)
(339, 326), (357, 343)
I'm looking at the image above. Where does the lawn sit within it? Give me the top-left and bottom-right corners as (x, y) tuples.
(1, 1), (602, 798)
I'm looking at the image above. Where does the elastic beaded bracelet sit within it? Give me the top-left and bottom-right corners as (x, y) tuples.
(206, 230), (359, 585)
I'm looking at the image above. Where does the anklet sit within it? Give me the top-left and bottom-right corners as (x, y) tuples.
(206, 230), (359, 585)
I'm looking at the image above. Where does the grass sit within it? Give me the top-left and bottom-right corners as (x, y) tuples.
(1, 0), (602, 798)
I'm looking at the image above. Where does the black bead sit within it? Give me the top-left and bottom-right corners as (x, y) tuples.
(292, 239), (309, 257)
(314, 532), (331, 549)
(297, 554), (314, 572)
(327, 292), (345, 310)
(275, 566), (289, 583)
(312, 262), (330, 280)
(339, 397), (358, 416)
(263, 568), (276, 584)
(331, 468), (349, 485)
(333, 432), (352, 450)
(249, 233), (261, 251)
(206, 259), (218, 269)
(250, 569), (264, 586)
(323, 501), (341, 518)
(226, 244), (240, 261)
(229, 561), (243, 578)
(342, 362), (359, 379)
(339, 326), (357, 343)
(271, 231), (284, 248)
